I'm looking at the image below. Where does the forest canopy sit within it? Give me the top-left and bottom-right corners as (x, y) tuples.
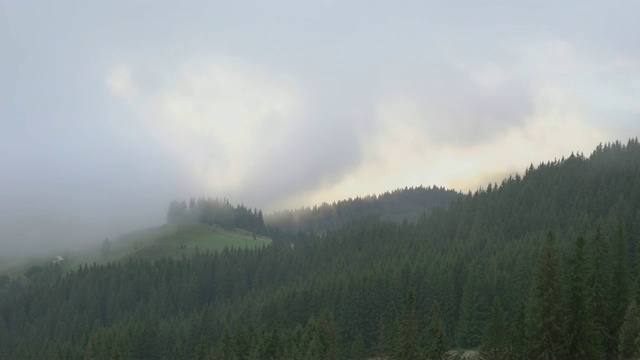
(1, 139), (640, 359)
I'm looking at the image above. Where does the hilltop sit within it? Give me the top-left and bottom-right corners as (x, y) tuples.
(1, 222), (271, 280)
(2, 139), (640, 359)
(266, 185), (461, 233)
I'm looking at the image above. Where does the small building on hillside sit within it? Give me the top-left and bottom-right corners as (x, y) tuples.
(52, 255), (64, 265)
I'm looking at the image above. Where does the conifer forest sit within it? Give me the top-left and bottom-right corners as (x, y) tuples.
(2, 139), (640, 359)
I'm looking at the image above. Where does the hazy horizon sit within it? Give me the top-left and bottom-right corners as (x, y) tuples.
(2, 1), (639, 255)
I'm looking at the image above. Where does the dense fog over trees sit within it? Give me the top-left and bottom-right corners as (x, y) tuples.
(3, 1), (639, 255)
(2, 140), (640, 358)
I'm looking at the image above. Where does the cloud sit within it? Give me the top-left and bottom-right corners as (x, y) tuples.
(3, 0), (640, 258)
(375, 61), (534, 147)
(106, 56), (369, 208)
(106, 65), (138, 102)
(236, 93), (369, 207)
(105, 38), (634, 211)
(519, 39), (640, 137)
(301, 82), (607, 205)
(530, 40), (640, 76)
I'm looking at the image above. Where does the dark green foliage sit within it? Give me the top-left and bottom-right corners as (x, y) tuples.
(527, 232), (564, 359)
(588, 225), (616, 356)
(480, 300), (508, 360)
(1, 139), (640, 358)
(130, 317), (161, 359)
(376, 318), (390, 358)
(393, 288), (422, 359)
(508, 301), (527, 360)
(25, 264), (43, 277)
(194, 336), (210, 360)
(167, 197), (265, 233)
(426, 302), (448, 360)
(350, 332), (367, 360)
(618, 300), (640, 359)
(267, 185), (461, 233)
(563, 236), (602, 359)
(216, 327), (234, 360)
(306, 309), (340, 360)
(172, 344), (184, 360)
(611, 222), (631, 351)
(456, 266), (489, 348)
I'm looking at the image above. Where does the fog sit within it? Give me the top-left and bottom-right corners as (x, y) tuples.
(2, 1), (639, 256)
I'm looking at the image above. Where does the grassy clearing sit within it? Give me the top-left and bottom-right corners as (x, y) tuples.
(1, 256), (53, 277)
(65, 223), (271, 268)
(3, 223), (271, 276)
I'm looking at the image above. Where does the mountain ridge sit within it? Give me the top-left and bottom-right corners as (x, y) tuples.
(2, 138), (640, 359)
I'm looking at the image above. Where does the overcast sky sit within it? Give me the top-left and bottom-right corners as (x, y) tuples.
(2, 1), (639, 254)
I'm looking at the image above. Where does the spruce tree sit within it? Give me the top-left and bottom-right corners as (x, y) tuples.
(480, 299), (507, 360)
(172, 344), (184, 360)
(320, 309), (340, 360)
(194, 336), (210, 360)
(350, 332), (367, 360)
(216, 327), (235, 360)
(306, 309), (340, 360)
(563, 236), (602, 359)
(425, 301), (448, 360)
(456, 266), (489, 348)
(509, 301), (528, 360)
(588, 225), (615, 355)
(611, 223), (631, 349)
(393, 288), (422, 359)
(527, 231), (564, 359)
(130, 317), (160, 360)
(376, 318), (389, 359)
(618, 300), (640, 359)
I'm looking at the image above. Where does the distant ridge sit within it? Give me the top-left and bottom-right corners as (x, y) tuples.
(266, 185), (461, 233)
(4, 139), (640, 359)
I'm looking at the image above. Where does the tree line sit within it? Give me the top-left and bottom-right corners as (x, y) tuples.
(167, 198), (265, 233)
(1, 138), (640, 359)
(266, 185), (461, 234)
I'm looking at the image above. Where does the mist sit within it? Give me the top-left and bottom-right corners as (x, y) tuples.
(2, 0), (639, 256)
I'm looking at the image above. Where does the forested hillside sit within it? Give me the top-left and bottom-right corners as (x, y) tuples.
(1, 139), (640, 359)
(167, 198), (265, 234)
(265, 186), (461, 233)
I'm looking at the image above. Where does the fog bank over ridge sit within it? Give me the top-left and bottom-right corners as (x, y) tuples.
(1, 0), (639, 254)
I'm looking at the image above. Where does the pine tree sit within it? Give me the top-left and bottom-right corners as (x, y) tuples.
(306, 309), (340, 360)
(425, 301), (448, 360)
(260, 328), (281, 359)
(527, 231), (564, 359)
(350, 332), (367, 360)
(234, 325), (250, 359)
(194, 336), (210, 360)
(480, 299), (507, 360)
(216, 327), (235, 360)
(172, 344), (184, 360)
(245, 324), (260, 360)
(619, 300), (640, 359)
(319, 309), (340, 360)
(611, 223), (631, 349)
(588, 225), (615, 356)
(456, 267), (489, 348)
(509, 301), (527, 360)
(563, 236), (602, 359)
(130, 317), (160, 360)
(376, 318), (389, 359)
(393, 288), (422, 359)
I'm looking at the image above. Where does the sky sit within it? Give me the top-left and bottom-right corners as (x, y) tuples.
(2, 1), (639, 254)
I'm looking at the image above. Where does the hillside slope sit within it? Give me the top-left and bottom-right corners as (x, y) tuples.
(1, 139), (640, 359)
(266, 185), (461, 233)
(0, 223), (271, 279)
